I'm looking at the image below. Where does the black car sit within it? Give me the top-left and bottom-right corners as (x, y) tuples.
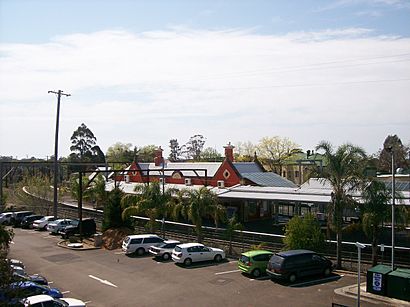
(59, 218), (97, 239)
(20, 215), (44, 229)
(11, 211), (33, 227)
(266, 249), (333, 283)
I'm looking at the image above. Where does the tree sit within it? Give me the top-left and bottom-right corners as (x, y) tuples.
(102, 188), (126, 231)
(200, 147), (223, 162)
(256, 136), (300, 174)
(315, 141), (367, 269)
(185, 135), (206, 161)
(121, 182), (173, 232)
(88, 174), (109, 209)
(169, 139), (182, 162)
(360, 180), (391, 266)
(234, 141), (256, 162)
(70, 123), (97, 160)
(0, 225), (13, 251)
(224, 215), (243, 255)
(106, 142), (135, 163)
(283, 214), (325, 251)
(173, 187), (224, 242)
(136, 145), (157, 162)
(378, 135), (409, 173)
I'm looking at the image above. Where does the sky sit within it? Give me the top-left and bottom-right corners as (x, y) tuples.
(0, 0), (409, 159)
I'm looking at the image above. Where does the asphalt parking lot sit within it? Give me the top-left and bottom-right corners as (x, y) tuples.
(8, 228), (371, 307)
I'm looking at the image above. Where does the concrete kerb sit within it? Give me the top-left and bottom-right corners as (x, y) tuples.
(334, 282), (410, 306)
(57, 240), (101, 251)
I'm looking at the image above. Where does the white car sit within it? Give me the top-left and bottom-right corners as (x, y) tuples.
(149, 240), (180, 260)
(22, 294), (86, 307)
(0, 212), (14, 225)
(171, 243), (225, 266)
(33, 216), (56, 230)
(7, 258), (24, 269)
(122, 234), (164, 255)
(47, 219), (77, 234)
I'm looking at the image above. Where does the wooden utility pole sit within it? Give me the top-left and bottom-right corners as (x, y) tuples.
(48, 90), (70, 218)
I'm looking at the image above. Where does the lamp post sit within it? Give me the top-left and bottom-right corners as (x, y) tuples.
(387, 146), (396, 270)
(355, 242), (366, 307)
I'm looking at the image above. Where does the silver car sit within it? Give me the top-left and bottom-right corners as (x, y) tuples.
(149, 240), (180, 260)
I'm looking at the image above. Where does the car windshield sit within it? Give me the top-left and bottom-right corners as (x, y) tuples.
(174, 246), (182, 252)
(239, 255), (250, 263)
(55, 298), (70, 306)
(270, 255), (285, 265)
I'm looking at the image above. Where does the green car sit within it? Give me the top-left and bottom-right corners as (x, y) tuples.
(238, 250), (274, 278)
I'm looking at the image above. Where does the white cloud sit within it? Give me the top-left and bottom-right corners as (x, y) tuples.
(1, 28), (409, 158)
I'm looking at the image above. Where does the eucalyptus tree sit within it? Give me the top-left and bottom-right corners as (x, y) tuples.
(121, 182), (174, 232)
(316, 141), (367, 269)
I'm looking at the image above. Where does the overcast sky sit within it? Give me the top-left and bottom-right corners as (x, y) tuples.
(1, 0), (409, 159)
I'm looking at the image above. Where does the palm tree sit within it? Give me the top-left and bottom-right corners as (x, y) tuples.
(121, 182), (173, 233)
(224, 215), (243, 255)
(316, 141), (367, 269)
(174, 187), (225, 242)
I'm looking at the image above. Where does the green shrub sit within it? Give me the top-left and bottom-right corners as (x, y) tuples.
(283, 214), (325, 252)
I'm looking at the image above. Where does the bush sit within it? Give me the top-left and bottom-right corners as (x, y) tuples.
(283, 214), (325, 252)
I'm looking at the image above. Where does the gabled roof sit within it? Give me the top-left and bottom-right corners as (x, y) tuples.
(241, 172), (297, 188)
(233, 162), (263, 174)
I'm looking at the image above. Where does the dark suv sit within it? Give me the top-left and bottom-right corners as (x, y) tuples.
(266, 249), (333, 283)
(59, 218), (96, 239)
(21, 214), (44, 229)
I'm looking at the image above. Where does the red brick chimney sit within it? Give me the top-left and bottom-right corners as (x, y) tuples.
(154, 146), (164, 166)
(224, 142), (235, 162)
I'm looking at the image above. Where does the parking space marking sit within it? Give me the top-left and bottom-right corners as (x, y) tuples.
(114, 252), (125, 255)
(88, 274), (118, 288)
(84, 301), (92, 305)
(48, 281), (53, 284)
(250, 276), (271, 281)
(215, 269), (241, 275)
(290, 274), (344, 287)
(62, 291), (70, 294)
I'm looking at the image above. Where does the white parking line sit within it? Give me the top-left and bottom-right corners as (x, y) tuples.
(114, 252), (125, 255)
(215, 269), (241, 275)
(10, 241), (15, 244)
(84, 301), (92, 305)
(48, 281), (54, 284)
(250, 276), (271, 281)
(88, 275), (118, 288)
(61, 291), (70, 294)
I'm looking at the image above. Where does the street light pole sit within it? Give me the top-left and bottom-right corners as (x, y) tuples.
(48, 90), (70, 218)
(389, 147), (395, 270)
(355, 242), (366, 307)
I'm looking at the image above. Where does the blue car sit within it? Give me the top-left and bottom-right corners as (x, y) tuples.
(10, 281), (63, 299)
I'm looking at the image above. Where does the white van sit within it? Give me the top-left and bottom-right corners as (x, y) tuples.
(122, 234), (164, 255)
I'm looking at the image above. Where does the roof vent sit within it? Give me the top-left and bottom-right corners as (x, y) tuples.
(217, 180), (225, 188)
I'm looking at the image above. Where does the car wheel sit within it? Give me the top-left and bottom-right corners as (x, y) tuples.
(252, 268), (261, 278)
(324, 267), (331, 276)
(136, 248), (145, 256)
(288, 273), (297, 283)
(184, 258), (192, 266)
(162, 253), (170, 261)
(214, 254), (222, 263)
